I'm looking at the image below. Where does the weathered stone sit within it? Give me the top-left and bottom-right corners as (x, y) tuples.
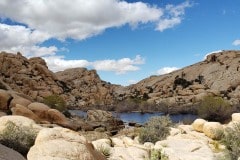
(0, 112), (7, 117)
(28, 102), (50, 118)
(109, 146), (149, 160)
(192, 119), (207, 133)
(11, 104), (39, 122)
(232, 113), (240, 122)
(46, 109), (68, 124)
(0, 144), (26, 160)
(27, 127), (106, 160)
(0, 116), (42, 155)
(203, 122), (223, 140)
(10, 94), (32, 108)
(0, 89), (12, 110)
(87, 110), (113, 122)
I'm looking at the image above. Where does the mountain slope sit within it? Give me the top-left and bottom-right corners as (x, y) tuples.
(1, 50), (240, 112)
(123, 50), (240, 109)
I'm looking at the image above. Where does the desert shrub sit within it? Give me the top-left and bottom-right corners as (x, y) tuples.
(0, 121), (37, 155)
(43, 94), (66, 112)
(149, 149), (168, 160)
(96, 145), (111, 158)
(139, 116), (172, 144)
(197, 96), (233, 123)
(221, 122), (240, 160)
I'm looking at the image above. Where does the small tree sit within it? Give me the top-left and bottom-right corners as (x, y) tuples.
(221, 122), (240, 160)
(139, 116), (172, 144)
(197, 96), (233, 123)
(43, 94), (66, 112)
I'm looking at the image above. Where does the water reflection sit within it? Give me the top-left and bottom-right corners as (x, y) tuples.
(69, 110), (198, 124)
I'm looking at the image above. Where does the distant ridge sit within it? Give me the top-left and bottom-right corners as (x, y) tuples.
(1, 50), (240, 112)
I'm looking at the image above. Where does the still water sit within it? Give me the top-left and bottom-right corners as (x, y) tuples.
(69, 110), (198, 124)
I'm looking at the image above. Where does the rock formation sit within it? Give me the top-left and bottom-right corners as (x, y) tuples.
(120, 50), (240, 112)
(1, 50), (240, 112)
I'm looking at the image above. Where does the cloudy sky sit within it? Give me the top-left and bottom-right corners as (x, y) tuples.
(0, 0), (240, 85)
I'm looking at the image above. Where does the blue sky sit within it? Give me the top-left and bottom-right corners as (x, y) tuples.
(0, 0), (240, 85)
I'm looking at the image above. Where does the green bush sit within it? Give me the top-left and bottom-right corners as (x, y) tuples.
(149, 149), (168, 160)
(0, 121), (37, 155)
(197, 96), (233, 123)
(43, 94), (66, 112)
(221, 122), (240, 160)
(139, 116), (172, 144)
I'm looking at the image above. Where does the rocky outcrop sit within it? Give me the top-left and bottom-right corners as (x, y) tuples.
(86, 110), (124, 134)
(0, 52), (64, 102)
(1, 50), (240, 112)
(27, 127), (106, 160)
(0, 89), (12, 111)
(0, 144), (26, 160)
(115, 50), (240, 112)
(56, 68), (120, 107)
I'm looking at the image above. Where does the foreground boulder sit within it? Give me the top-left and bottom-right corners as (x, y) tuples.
(0, 116), (42, 155)
(0, 144), (26, 160)
(232, 113), (240, 122)
(27, 127), (106, 160)
(203, 122), (223, 140)
(192, 119), (207, 132)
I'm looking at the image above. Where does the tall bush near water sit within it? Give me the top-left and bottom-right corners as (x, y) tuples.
(197, 96), (233, 123)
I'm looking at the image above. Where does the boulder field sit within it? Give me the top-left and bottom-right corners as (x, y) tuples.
(1, 51), (240, 113)
(1, 113), (240, 160)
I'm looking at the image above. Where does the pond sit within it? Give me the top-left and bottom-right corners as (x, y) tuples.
(69, 110), (198, 124)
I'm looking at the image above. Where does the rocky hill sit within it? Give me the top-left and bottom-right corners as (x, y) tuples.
(1, 50), (240, 112)
(0, 51), (120, 108)
(122, 50), (240, 111)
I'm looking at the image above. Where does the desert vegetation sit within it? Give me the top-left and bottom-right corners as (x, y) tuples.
(221, 122), (240, 160)
(197, 95), (235, 123)
(0, 121), (37, 155)
(43, 94), (66, 112)
(139, 116), (172, 144)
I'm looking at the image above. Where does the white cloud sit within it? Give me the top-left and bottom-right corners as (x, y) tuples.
(128, 79), (138, 85)
(156, 1), (192, 31)
(0, 0), (162, 40)
(0, 0), (192, 40)
(0, 23), (56, 57)
(43, 56), (90, 72)
(44, 55), (145, 74)
(233, 39), (240, 46)
(93, 55), (144, 74)
(157, 67), (179, 75)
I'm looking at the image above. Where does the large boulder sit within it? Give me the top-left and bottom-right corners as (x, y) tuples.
(0, 116), (42, 155)
(27, 127), (106, 160)
(27, 102), (50, 121)
(203, 122), (223, 140)
(0, 89), (12, 111)
(192, 119), (207, 133)
(109, 146), (149, 160)
(232, 113), (240, 122)
(11, 104), (39, 122)
(87, 110), (114, 122)
(9, 94), (32, 108)
(0, 144), (26, 160)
